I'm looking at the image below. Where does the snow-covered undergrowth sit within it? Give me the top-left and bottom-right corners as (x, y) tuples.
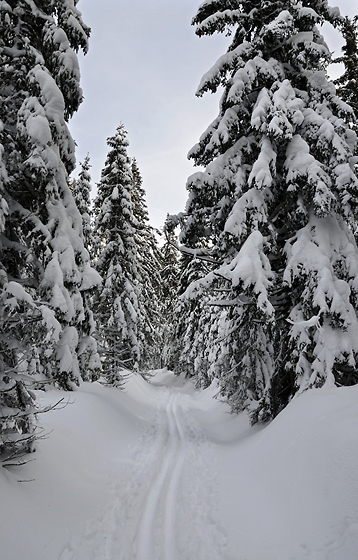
(1, 370), (358, 559)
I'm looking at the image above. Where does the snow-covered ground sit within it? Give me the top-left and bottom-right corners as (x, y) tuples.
(1, 370), (358, 560)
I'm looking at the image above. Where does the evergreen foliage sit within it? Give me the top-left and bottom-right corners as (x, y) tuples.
(93, 125), (140, 381)
(131, 159), (163, 370)
(161, 227), (180, 319)
(0, 0), (100, 456)
(173, 253), (216, 380)
(71, 155), (95, 256)
(170, 0), (358, 422)
(70, 156), (100, 382)
(335, 16), (358, 123)
(160, 228), (180, 370)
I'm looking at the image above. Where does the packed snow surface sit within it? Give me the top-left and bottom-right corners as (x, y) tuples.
(2, 370), (358, 559)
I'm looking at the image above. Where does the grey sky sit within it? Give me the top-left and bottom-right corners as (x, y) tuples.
(70, 0), (356, 231)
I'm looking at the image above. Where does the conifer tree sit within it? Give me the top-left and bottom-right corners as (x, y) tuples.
(71, 155), (94, 256)
(93, 125), (140, 381)
(172, 253), (216, 380)
(335, 16), (358, 123)
(161, 222), (220, 377)
(160, 227), (180, 369)
(171, 0), (358, 421)
(70, 156), (100, 382)
(131, 159), (163, 370)
(161, 227), (180, 321)
(0, 0), (100, 454)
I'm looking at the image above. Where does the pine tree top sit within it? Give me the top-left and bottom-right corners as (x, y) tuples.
(335, 16), (358, 122)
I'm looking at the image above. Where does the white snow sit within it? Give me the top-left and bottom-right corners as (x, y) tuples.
(32, 66), (66, 124)
(5, 281), (35, 307)
(80, 264), (102, 291)
(196, 41), (252, 96)
(218, 230), (274, 314)
(266, 10), (293, 32)
(224, 187), (267, 238)
(248, 137), (276, 188)
(1, 370), (357, 559)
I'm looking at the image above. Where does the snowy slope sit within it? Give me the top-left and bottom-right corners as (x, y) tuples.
(1, 370), (358, 560)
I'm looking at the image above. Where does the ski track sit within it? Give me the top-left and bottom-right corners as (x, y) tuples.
(136, 392), (186, 560)
(60, 385), (227, 560)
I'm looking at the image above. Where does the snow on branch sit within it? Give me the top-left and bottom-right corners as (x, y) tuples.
(216, 230), (274, 315)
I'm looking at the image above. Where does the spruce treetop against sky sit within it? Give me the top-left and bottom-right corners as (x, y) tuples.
(181, 0), (357, 252)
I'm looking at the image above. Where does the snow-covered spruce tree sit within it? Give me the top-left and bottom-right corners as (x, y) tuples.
(69, 155), (100, 382)
(0, 0), (101, 458)
(71, 155), (94, 257)
(172, 251), (219, 382)
(161, 226), (180, 313)
(160, 226), (180, 369)
(335, 16), (358, 124)
(93, 125), (140, 382)
(163, 214), (221, 380)
(171, 0), (358, 422)
(130, 159), (163, 370)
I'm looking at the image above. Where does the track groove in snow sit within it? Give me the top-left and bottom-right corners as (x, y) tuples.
(164, 397), (187, 560)
(60, 381), (227, 560)
(136, 392), (187, 560)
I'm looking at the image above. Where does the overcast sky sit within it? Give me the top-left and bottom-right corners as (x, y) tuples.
(70, 0), (356, 231)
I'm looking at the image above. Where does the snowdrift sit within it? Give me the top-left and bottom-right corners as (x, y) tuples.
(1, 370), (357, 559)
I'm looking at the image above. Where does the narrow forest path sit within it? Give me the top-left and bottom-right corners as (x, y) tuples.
(5, 370), (358, 560)
(60, 374), (228, 560)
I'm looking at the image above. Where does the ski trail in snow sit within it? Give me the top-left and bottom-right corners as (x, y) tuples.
(136, 392), (187, 560)
(61, 383), (227, 560)
(136, 393), (178, 559)
(163, 397), (187, 560)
